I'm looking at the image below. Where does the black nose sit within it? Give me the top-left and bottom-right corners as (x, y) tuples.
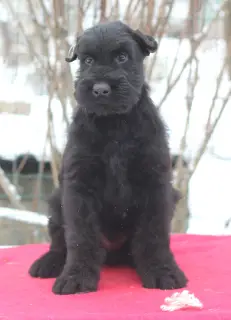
(92, 82), (111, 97)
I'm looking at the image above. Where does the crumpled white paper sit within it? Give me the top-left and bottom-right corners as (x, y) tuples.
(160, 290), (203, 311)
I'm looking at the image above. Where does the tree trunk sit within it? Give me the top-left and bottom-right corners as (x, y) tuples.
(171, 190), (190, 233)
(224, 0), (231, 79)
(171, 166), (190, 233)
(0, 166), (25, 210)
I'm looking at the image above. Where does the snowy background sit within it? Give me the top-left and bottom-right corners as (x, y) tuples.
(0, 38), (230, 236)
(0, 0), (231, 244)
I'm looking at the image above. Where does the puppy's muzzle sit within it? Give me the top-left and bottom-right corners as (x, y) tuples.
(92, 82), (111, 97)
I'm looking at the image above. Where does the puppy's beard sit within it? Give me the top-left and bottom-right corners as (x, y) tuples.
(82, 101), (133, 116)
(75, 79), (141, 116)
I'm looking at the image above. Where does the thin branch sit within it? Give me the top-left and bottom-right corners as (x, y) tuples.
(167, 38), (184, 87)
(190, 86), (231, 181)
(47, 92), (60, 188)
(175, 54), (199, 189)
(205, 59), (227, 133)
(32, 127), (50, 211)
(0, 166), (25, 210)
(157, 56), (191, 109)
(157, 0), (227, 110)
(147, 0), (176, 80)
(209, 148), (231, 161)
(3, 0), (45, 68)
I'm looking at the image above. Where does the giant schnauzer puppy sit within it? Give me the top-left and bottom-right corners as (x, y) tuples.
(29, 20), (188, 295)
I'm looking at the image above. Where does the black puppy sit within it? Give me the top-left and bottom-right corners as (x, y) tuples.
(29, 21), (187, 294)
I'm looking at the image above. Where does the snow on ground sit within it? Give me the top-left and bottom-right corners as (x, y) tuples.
(0, 38), (230, 235)
(188, 153), (231, 235)
(0, 207), (48, 226)
(0, 203), (230, 237)
(0, 246), (15, 248)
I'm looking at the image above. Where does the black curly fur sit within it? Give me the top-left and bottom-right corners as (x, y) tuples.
(29, 20), (187, 295)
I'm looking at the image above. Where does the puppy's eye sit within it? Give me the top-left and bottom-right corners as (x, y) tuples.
(84, 56), (94, 65)
(116, 52), (128, 64)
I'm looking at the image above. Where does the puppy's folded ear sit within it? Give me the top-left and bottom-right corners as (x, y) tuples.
(65, 36), (81, 63)
(132, 29), (158, 56)
(65, 45), (78, 62)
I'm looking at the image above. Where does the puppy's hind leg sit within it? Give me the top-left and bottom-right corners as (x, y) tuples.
(28, 188), (67, 278)
(131, 181), (188, 290)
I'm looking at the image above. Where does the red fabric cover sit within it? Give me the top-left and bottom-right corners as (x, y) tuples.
(0, 234), (231, 320)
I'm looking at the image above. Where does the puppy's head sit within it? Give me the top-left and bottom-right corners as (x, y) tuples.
(66, 21), (158, 116)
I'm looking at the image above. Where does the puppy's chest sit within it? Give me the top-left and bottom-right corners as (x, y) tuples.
(103, 140), (129, 175)
(102, 140), (135, 202)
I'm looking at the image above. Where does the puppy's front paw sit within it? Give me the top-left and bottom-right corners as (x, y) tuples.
(29, 251), (66, 278)
(140, 259), (188, 290)
(52, 269), (99, 295)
